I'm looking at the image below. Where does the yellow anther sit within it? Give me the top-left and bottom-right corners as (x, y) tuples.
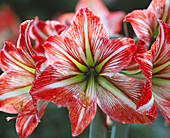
(78, 91), (90, 107)
(17, 106), (21, 112)
(19, 101), (23, 107)
(53, 96), (56, 99)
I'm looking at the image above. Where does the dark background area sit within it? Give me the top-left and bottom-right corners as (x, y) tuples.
(0, 0), (170, 138)
(0, 0), (152, 21)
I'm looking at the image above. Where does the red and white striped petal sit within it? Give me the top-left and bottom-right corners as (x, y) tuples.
(125, 39), (149, 72)
(30, 17), (66, 55)
(44, 35), (88, 74)
(136, 80), (157, 118)
(135, 50), (153, 83)
(30, 65), (87, 106)
(17, 20), (36, 58)
(96, 73), (155, 124)
(152, 84), (170, 121)
(68, 98), (97, 136)
(151, 20), (170, 69)
(125, 10), (157, 48)
(16, 100), (48, 138)
(153, 65), (170, 78)
(96, 38), (136, 76)
(65, 8), (109, 62)
(0, 71), (34, 113)
(148, 0), (170, 23)
(0, 42), (35, 73)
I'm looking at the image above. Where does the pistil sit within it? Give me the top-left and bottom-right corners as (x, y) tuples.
(85, 69), (96, 101)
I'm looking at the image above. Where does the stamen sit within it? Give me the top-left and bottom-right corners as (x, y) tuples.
(7, 100), (37, 121)
(78, 91), (90, 108)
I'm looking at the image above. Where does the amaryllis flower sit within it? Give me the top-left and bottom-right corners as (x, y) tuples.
(0, 20), (48, 138)
(124, 0), (170, 72)
(31, 8), (155, 136)
(58, 0), (125, 36)
(29, 17), (66, 56)
(135, 20), (170, 122)
(0, 5), (20, 49)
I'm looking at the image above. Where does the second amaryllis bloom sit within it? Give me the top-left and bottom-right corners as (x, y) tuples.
(30, 8), (155, 136)
(0, 20), (48, 138)
(135, 20), (170, 122)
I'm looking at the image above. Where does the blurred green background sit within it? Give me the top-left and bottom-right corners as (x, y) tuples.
(0, 0), (170, 138)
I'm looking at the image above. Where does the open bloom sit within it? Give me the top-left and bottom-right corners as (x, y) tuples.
(0, 20), (48, 138)
(119, 0), (170, 117)
(0, 5), (20, 49)
(29, 17), (66, 56)
(58, 0), (125, 36)
(135, 20), (170, 122)
(31, 8), (154, 136)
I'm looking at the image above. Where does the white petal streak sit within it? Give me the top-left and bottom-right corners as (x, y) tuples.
(97, 77), (136, 109)
(33, 21), (48, 39)
(131, 18), (153, 35)
(154, 22), (165, 63)
(138, 56), (152, 67)
(0, 86), (31, 100)
(162, 0), (170, 21)
(3, 50), (35, 74)
(22, 115), (33, 137)
(74, 107), (85, 135)
(137, 95), (154, 112)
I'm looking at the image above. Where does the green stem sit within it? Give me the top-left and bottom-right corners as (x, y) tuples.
(89, 109), (107, 138)
(111, 122), (129, 138)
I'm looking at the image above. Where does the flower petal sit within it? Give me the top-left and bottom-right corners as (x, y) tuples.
(0, 71), (34, 113)
(65, 7), (109, 62)
(68, 99), (97, 136)
(95, 38), (136, 76)
(44, 35), (88, 74)
(0, 42), (35, 73)
(30, 65), (87, 106)
(136, 80), (157, 118)
(17, 20), (37, 57)
(16, 100), (48, 138)
(152, 20), (170, 70)
(125, 10), (157, 47)
(148, 0), (170, 23)
(152, 84), (170, 121)
(30, 17), (66, 55)
(135, 50), (153, 83)
(96, 73), (155, 124)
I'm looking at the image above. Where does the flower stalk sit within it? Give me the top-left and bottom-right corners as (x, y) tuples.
(89, 108), (107, 138)
(111, 122), (129, 138)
